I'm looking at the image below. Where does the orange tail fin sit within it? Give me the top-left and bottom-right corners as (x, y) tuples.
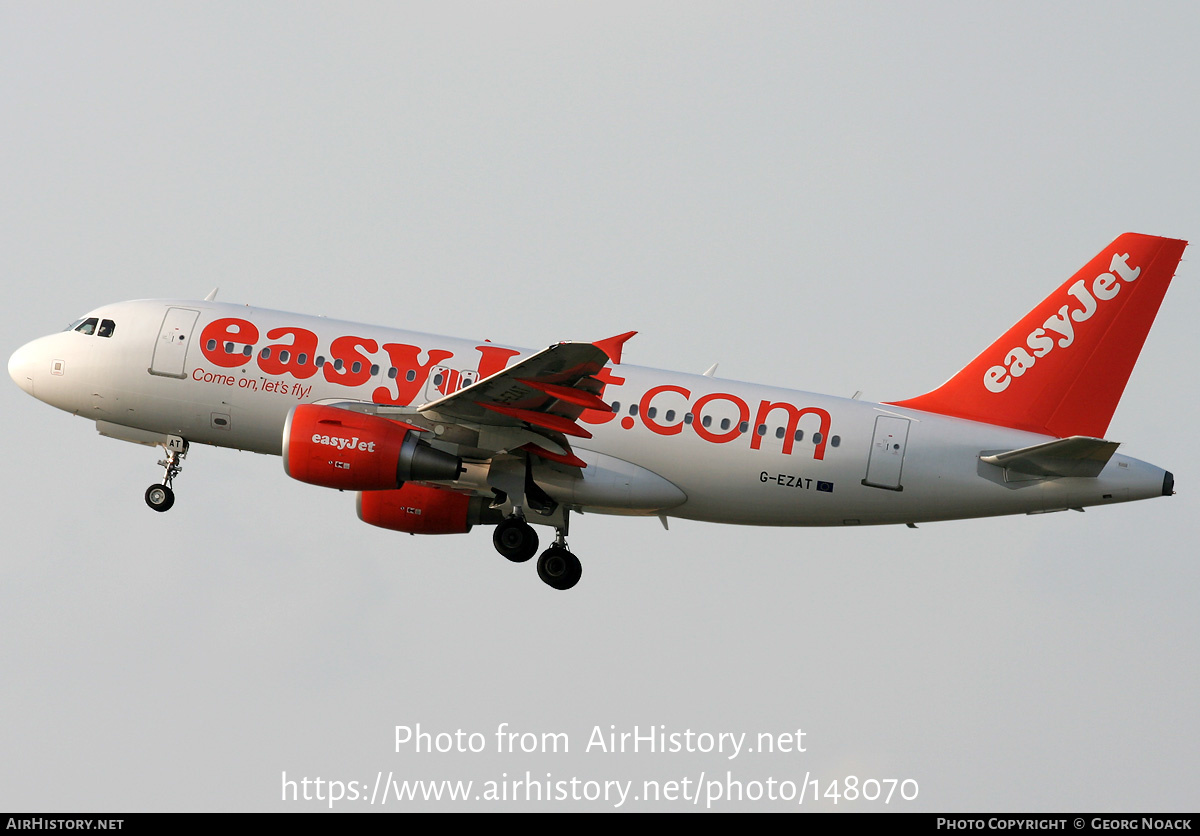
(888, 233), (1186, 438)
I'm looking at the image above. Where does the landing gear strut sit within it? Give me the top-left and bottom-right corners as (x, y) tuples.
(145, 437), (188, 513)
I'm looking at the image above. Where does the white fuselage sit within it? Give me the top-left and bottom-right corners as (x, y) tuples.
(9, 299), (1170, 527)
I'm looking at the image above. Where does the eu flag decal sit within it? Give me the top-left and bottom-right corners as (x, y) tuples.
(816, 481), (834, 493)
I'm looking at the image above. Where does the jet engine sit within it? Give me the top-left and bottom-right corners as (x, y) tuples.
(357, 483), (503, 534)
(283, 404), (463, 491)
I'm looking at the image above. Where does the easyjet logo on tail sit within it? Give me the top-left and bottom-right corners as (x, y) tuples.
(983, 251), (1141, 394)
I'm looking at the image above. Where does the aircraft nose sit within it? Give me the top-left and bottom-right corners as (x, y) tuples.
(9, 341), (37, 395)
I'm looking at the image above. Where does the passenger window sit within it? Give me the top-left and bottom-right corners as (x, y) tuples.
(684, 413), (694, 424)
(297, 353), (308, 365)
(775, 426), (785, 439)
(702, 415), (712, 428)
(260, 348), (272, 359)
(206, 339), (217, 350)
(610, 401), (621, 412)
(243, 345), (252, 357)
(279, 350), (290, 363)
(646, 407), (657, 419)
(738, 421), (748, 433)
(813, 432), (823, 444)
(405, 369), (416, 382)
(98, 319), (115, 338)
(756, 424), (766, 436)
(316, 356), (326, 367)
(720, 418), (730, 431)
(831, 435), (841, 448)
(351, 361), (362, 374)
(665, 409), (676, 422)
(629, 404), (639, 416)
(388, 368), (398, 379)
(75, 318), (98, 335)
(794, 430), (804, 441)
(370, 364), (380, 376)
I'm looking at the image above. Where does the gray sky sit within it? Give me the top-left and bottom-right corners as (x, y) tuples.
(2, 2), (1197, 811)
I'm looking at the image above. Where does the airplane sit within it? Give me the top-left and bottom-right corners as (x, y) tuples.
(7, 233), (1185, 590)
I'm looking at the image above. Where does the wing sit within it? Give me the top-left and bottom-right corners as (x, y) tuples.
(415, 331), (636, 468)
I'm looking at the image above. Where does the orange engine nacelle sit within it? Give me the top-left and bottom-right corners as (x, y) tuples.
(357, 483), (502, 535)
(283, 404), (463, 491)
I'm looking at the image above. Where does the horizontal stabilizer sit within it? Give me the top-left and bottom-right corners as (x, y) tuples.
(979, 436), (1120, 478)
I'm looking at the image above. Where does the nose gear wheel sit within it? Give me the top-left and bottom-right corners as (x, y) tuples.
(144, 438), (188, 513)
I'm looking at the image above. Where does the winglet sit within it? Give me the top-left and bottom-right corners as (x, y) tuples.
(593, 331), (637, 365)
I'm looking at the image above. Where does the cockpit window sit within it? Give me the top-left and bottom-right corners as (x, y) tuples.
(67, 317), (117, 337)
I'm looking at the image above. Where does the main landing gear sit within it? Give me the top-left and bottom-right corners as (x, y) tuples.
(493, 517), (539, 562)
(145, 437), (188, 513)
(486, 455), (582, 590)
(537, 534), (582, 592)
(492, 515), (582, 591)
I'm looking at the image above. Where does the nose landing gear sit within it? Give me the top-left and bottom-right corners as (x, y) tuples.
(144, 483), (174, 512)
(144, 437), (187, 513)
